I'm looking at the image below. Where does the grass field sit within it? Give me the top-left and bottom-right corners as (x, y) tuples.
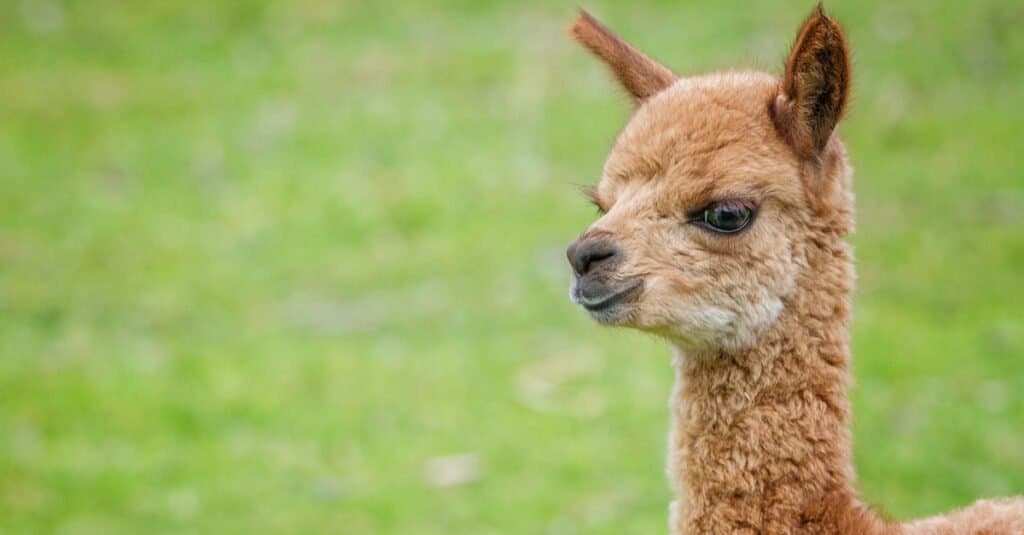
(1, 1), (1023, 533)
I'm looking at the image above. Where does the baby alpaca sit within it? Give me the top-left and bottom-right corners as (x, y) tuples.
(564, 6), (1024, 534)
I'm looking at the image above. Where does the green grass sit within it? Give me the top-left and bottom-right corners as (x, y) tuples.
(1, 1), (1022, 533)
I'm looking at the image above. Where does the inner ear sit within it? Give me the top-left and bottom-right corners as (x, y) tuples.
(569, 10), (676, 103)
(773, 5), (851, 158)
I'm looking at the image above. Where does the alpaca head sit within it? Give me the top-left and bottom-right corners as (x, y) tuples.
(566, 7), (853, 351)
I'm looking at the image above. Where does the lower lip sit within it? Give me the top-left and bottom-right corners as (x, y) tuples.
(580, 282), (642, 312)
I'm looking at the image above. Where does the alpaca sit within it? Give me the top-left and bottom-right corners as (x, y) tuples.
(564, 6), (1024, 534)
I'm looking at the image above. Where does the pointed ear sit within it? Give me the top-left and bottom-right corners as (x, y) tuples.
(773, 5), (851, 158)
(569, 10), (676, 103)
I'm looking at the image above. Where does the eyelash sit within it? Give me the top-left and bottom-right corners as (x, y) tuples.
(685, 200), (750, 219)
(581, 186), (606, 214)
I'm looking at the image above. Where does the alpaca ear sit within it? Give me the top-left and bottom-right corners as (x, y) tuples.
(569, 10), (676, 103)
(774, 5), (851, 158)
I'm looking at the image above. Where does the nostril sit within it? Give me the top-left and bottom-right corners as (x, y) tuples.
(585, 249), (615, 269)
(567, 239), (620, 276)
(580, 247), (618, 275)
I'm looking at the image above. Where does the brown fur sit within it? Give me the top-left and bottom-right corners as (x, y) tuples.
(569, 10), (676, 103)
(564, 6), (1024, 534)
(775, 4), (852, 160)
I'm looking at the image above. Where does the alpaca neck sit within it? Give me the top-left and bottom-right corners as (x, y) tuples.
(667, 237), (888, 534)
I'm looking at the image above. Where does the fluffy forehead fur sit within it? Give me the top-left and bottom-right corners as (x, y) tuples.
(594, 72), (809, 218)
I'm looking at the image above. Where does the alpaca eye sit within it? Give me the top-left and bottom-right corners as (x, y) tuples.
(698, 202), (754, 233)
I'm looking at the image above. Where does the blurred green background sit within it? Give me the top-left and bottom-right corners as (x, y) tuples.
(2, 0), (1023, 533)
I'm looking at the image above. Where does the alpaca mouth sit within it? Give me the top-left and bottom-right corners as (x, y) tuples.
(571, 279), (644, 319)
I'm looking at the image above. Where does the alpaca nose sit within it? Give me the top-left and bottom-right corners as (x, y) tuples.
(566, 238), (620, 276)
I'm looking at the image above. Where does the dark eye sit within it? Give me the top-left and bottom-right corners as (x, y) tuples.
(695, 201), (755, 233)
